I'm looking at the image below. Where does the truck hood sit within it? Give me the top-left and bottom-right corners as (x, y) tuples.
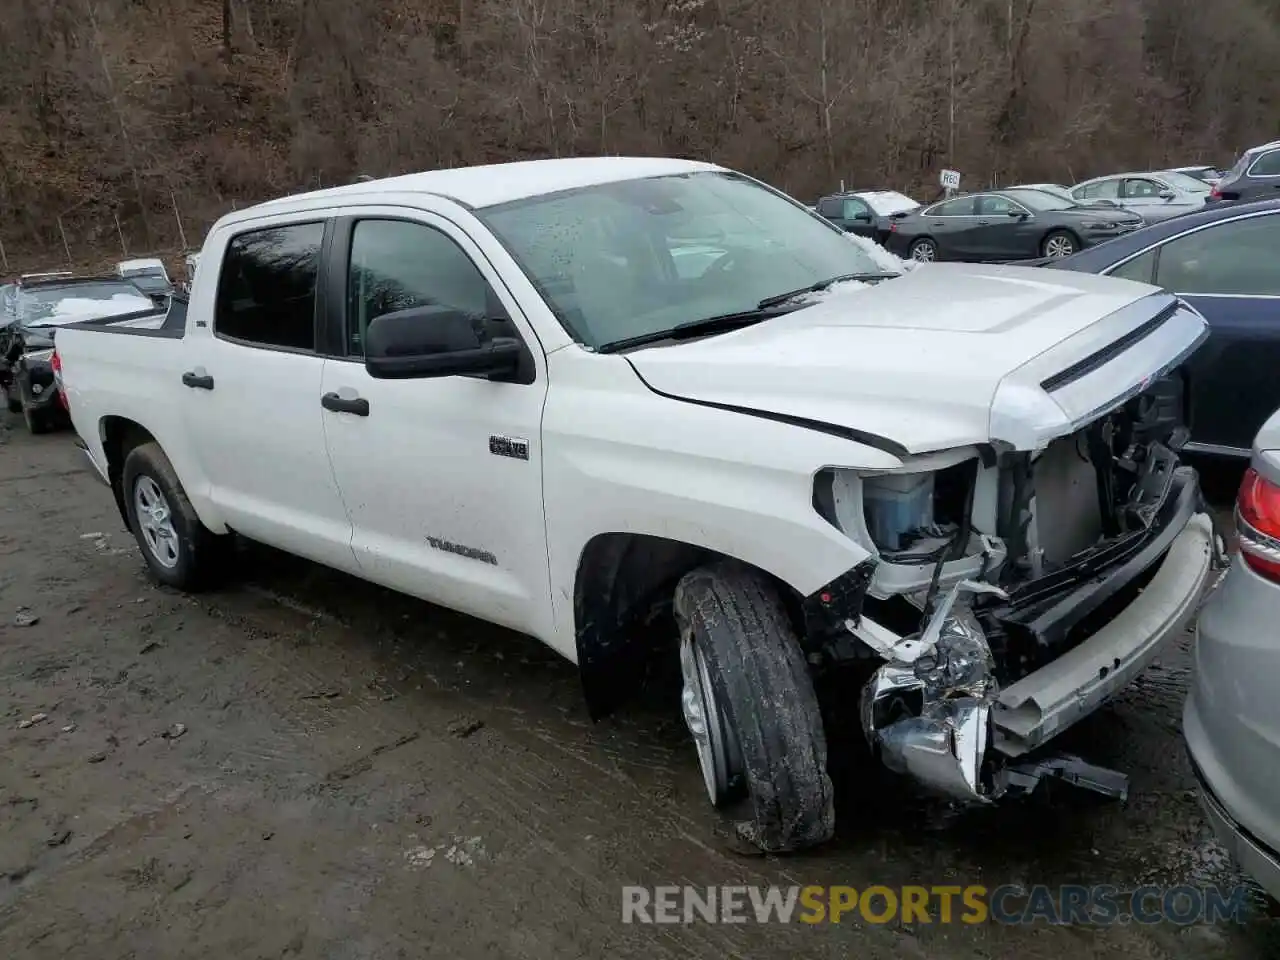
(626, 263), (1208, 456)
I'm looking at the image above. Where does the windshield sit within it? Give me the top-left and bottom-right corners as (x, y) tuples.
(1005, 188), (1077, 211)
(479, 172), (894, 350)
(1160, 170), (1213, 193)
(17, 282), (153, 326)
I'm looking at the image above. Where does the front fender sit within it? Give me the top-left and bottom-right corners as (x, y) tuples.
(540, 350), (894, 663)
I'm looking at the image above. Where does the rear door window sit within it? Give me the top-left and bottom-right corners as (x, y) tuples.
(1076, 179), (1120, 200)
(929, 196), (976, 216)
(1155, 215), (1280, 295)
(1109, 249), (1157, 284)
(214, 222), (325, 352)
(817, 198), (843, 218)
(1248, 150), (1280, 177)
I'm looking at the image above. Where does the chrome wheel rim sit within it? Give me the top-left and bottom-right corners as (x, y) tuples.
(1045, 235), (1074, 257)
(678, 625), (743, 805)
(134, 476), (180, 569)
(911, 242), (936, 262)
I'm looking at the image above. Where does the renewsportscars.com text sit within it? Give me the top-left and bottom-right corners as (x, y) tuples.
(621, 884), (1251, 926)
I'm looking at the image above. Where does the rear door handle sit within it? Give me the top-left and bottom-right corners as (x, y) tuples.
(182, 371), (214, 390)
(321, 391), (369, 416)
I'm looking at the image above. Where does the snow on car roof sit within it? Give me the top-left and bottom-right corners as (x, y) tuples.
(242, 157), (723, 216)
(118, 258), (167, 274)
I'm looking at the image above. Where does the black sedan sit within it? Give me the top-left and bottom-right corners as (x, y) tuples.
(1040, 197), (1280, 456)
(883, 188), (1145, 263)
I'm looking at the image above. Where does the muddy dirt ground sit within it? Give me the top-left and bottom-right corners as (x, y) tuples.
(1, 415), (1278, 959)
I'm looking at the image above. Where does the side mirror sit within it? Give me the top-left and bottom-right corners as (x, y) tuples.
(364, 305), (522, 381)
(1158, 189), (1176, 200)
(1006, 209), (1025, 218)
(852, 212), (873, 223)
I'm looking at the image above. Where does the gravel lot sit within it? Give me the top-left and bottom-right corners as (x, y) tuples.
(1, 415), (1277, 959)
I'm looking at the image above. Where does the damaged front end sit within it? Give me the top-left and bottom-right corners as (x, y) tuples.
(812, 371), (1226, 804)
(859, 578), (1130, 802)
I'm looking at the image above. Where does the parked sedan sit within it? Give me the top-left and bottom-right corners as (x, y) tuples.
(1042, 198), (1280, 455)
(883, 188), (1143, 262)
(1010, 183), (1125, 210)
(1184, 406), (1280, 902)
(1069, 170), (1211, 223)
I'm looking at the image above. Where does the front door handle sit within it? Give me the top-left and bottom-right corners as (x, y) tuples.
(976, 219), (990, 226)
(182, 371), (214, 390)
(321, 392), (369, 416)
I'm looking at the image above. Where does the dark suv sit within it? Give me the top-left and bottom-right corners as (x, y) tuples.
(1211, 141), (1280, 204)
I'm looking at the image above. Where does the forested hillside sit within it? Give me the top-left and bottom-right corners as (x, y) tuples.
(2, 0), (1279, 257)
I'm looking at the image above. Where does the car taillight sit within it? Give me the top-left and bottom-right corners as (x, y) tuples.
(1237, 467), (1280, 581)
(889, 222), (898, 232)
(50, 348), (68, 411)
(1209, 187), (1222, 201)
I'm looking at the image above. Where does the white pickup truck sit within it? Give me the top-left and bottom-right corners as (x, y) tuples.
(55, 157), (1221, 852)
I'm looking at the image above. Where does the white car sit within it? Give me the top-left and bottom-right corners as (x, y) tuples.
(116, 257), (174, 299)
(54, 157), (1221, 852)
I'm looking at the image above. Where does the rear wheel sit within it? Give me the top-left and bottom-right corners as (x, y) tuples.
(673, 561), (835, 853)
(5, 384), (20, 414)
(909, 238), (937, 262)
(1041, 230), (1078, 258)
(122, 442), (229, 590)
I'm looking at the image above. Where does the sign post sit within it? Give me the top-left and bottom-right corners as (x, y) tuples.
(939, 168), (961, 199)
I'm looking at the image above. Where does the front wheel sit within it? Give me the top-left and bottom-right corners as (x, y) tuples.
(909, 238), (937, 262)
(122, 441), (229, 590)
(1041, 230), (1078, 258)
(673, 562), (835, 853)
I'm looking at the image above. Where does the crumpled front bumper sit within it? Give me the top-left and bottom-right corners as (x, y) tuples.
(860, 468), (1220, 802)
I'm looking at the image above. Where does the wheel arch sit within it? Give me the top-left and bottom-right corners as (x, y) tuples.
(573, 532), (806, 720)
(99, 416), (159, 529)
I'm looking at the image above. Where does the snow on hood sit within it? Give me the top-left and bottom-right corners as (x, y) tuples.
(30, 293), (156, 327)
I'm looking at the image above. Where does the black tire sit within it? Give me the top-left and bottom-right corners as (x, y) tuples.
(673, 561), (835, 853)
(121, 441), (228, 590)
(1041, 229), (1079, 258)
(909, 237), (938, 262)
(5, 385), (20, 414)
(22, 398), (52, 434)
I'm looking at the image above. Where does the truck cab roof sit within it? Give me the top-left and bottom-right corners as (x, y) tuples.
(241, 157), (721, 219)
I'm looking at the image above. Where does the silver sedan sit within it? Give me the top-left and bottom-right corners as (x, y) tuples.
(1185, 406), (1280, 901)
(1069, 170), (1211, 223)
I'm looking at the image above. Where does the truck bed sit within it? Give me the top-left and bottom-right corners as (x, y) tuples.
(61, 297), (186, 339)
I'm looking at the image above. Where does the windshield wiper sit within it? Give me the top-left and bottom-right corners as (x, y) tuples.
(756, 272), (898, 310)
(594, 272), (899, 355)
(595, 308), (785, 354)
